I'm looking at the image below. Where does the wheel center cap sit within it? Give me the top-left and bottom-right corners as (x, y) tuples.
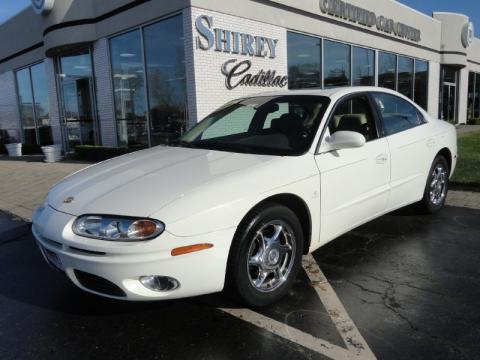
(267, 249), (280, 265)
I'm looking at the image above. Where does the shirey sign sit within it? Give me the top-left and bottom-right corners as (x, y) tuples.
(195, 15), (288, 90)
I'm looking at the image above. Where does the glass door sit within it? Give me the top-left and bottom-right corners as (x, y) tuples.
(60, 76), (96, 150)
(57, 49), (99, 152)
(441, 84), (457, 123)
(440, 66), (458, 123)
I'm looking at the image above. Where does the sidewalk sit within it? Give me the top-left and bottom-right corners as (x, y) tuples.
(0, 156), (89, 220)
(0, 156), (479, 221)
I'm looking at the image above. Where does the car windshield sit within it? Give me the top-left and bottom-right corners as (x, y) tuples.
(175, 95), (330, 156)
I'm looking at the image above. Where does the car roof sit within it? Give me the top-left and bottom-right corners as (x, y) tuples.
(252, 86), (402, 100)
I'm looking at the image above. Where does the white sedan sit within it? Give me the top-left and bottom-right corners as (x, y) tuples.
(32, 87), (457, 306)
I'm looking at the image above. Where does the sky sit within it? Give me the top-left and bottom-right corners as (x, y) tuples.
(0, 0), (479, 36)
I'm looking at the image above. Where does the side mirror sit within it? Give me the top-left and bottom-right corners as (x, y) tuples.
(320, 131), (366, 153)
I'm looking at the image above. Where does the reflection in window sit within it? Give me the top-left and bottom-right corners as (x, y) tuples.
(110, 15), (187, 148)
(373, 93), (424, 136)
(144, 15), (187, 146)
(398, 56), (413, 99)
(414, 60), (428, 110)
(324, 41), (351, 87)
(287, 32), (321, 89)
(15, 62), (52, 145)
(378, 52), (397, 90)
(468, 72), (475, 122)
(352, 46), (374, 86)
(475, 73), (480, 120)
(110, 30), (148, 148)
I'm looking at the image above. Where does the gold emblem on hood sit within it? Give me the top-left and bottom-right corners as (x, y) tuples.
(63, 196), (74, 204)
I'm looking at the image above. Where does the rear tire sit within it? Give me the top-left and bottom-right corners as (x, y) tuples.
(226, 203), (304, 307)
(415, 155), (450, 214)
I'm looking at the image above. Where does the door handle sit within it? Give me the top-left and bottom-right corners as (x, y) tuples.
(426, 138), (435, 148)
(376, 154), (388, 164)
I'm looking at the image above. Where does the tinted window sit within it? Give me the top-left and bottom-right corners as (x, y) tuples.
(398, 56), (413, 99)
(324, 41), (351, 87)
(15, 63), (52, 145)
(414, 60), (428, 110)
(352, 47), (375, 86)
(328, 95), (377, 142)
(378, 52), (397, 90)
(287, 32), (321, 89)
(372, 93), (424, 136)
(180, 96), (330, 156)
(110, 30), (148, 148)
(144, 15), (187, 146)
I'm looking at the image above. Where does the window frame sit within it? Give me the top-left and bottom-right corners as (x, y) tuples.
(14, 60), (52, 146)
(369, 91), (427, 137)
(315, 92), (383, 154)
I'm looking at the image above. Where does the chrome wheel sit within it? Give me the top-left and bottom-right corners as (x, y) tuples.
(429, 165), (448, 206)
(247, 220), (296, 293)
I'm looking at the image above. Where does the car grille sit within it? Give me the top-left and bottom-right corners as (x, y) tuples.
(74, 270), (126, 298)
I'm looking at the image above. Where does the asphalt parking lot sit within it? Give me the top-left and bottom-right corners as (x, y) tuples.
(1, 204), (479, 360)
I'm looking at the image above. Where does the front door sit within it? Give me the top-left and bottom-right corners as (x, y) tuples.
(441, 84), (457, 123)
(315, 94), (390, 243)
(60, 76), (97, 151)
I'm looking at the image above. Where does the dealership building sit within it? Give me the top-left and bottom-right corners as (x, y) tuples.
(0, 0), (479, 152)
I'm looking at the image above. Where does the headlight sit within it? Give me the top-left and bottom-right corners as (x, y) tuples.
(73, 215), (164, 241)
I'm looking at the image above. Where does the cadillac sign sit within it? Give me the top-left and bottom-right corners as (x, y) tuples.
(195, 15), (287, 90)
(32, 0), (55, 15)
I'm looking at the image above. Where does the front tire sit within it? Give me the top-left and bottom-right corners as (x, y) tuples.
(226, 203), (304, 307)
(416, 155), (450, 214)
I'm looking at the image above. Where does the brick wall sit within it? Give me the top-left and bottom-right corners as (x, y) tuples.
(185, 7), (288, 124)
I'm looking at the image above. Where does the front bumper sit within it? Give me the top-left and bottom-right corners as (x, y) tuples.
(32, 205), (235, 301)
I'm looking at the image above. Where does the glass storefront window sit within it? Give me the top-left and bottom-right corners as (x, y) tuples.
(15, 62), (52, 145)
(287, 32), (321, 89)
(414, 60), (428, 110)
(324, 40), (351, 87)
(110, 15), (187, 148)
(475, 73), (480, 119)
(398, 56), (413, 99)
(467, 72), (475, 121)
(110, 30), (148, 148)
(378, 52), (397, 90)
(30, 62), (52, 145)
(352, 46), (374, 86)
(144, 15), (187, 146)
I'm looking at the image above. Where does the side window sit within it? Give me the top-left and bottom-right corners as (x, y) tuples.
(328, 95), (378, 142)
(372, 93), (425, 136)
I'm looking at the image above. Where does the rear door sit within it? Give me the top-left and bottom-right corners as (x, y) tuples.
(370, 92), (435, 210)
(315, 94), (390, 243)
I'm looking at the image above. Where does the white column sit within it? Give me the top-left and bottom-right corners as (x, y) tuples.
(427, 61), (440, 119)
(92, 38), (117, 147)
(457, 67), (469, 125)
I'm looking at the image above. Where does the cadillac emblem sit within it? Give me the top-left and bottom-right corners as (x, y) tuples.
(63, 196), (74, 204)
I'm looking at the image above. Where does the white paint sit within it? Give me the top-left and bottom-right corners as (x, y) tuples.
(219, 254), (376, 359)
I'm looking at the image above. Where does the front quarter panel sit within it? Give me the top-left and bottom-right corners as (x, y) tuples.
(153, 155), (321, 245)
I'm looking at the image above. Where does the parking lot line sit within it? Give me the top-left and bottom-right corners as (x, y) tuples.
(219, 254), (376, 360)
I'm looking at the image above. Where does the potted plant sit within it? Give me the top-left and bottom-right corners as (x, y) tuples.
(5, 142), (22, 157)
(41, 144), (63, 163)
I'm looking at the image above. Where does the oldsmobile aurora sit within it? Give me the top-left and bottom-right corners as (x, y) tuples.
(32, 87), (457, 306)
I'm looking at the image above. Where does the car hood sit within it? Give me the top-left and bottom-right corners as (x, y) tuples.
(47, 146), (277, 217)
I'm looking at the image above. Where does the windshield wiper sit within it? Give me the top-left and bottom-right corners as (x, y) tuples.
(172, 140), (197, 149)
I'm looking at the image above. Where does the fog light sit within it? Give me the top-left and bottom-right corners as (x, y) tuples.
(139, 276), (180, 292)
